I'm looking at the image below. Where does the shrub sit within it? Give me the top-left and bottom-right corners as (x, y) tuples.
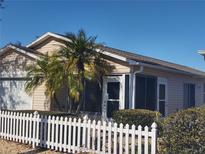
(113, 109), (161, 128)
(160, 106), (205, 154)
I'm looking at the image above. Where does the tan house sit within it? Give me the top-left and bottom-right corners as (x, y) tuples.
(1, 32), (205, 117)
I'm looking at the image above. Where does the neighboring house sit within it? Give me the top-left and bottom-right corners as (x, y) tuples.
(1, 32), (205, 117)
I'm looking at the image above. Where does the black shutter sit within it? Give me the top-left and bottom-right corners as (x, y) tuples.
(135, 75), (146, 109)
(124, 75), (130, 109)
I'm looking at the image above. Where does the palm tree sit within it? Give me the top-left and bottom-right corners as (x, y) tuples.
(25, 30), (114, 113)
(25, 54), (65, 111)
(58, 29), (114, 113)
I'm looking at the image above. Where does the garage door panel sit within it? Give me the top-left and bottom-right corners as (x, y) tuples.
(0, 80), (32, 110)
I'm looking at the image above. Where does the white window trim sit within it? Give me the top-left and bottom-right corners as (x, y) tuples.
(157, 77), (168, 116)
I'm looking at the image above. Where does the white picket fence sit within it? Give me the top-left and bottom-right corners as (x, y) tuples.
(0, 111), (157, 154)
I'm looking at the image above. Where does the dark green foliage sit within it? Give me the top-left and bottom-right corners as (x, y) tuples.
(113, 109), (161, 128)
(2, 110), (77, 118)
(160, 106), (205, 154)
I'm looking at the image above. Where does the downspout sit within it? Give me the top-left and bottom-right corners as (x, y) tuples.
(130, 65), (144, 109)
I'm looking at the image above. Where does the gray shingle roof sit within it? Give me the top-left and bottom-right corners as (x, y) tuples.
(100, 46), (205, 77)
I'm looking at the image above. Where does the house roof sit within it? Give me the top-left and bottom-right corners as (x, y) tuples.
(0, 44), (42, 59)
(2, 32), (205, 77)
(100, 46), (205, 77)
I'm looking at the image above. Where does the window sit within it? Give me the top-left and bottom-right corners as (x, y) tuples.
(183, 83), (195, 108)
(135, 75), (157, 110)
(159, 84), (166, 116)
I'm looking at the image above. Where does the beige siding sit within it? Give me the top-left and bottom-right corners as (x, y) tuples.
(34, 37), (131, 74)
(106, 59), (130, 73)
(32, 83), (50, 111)
(141, 67), (205, 115)
(33, 37), (65, 55)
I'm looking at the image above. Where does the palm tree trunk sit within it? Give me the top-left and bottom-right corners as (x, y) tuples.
(69, 99), (72, 113)
(76, 75), (85, 114)
(53, 93), (62, 111)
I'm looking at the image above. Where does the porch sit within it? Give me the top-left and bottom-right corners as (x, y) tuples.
(101, 74), (167, 118)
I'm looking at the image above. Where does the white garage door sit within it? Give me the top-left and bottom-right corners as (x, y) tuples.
(0, 79), (32, 110)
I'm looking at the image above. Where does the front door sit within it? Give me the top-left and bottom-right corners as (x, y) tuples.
(102, 76), (123, 118)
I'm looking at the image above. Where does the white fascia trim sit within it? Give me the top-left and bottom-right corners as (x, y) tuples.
(0, 45), (38, 59)
(26, 32), (70, 48)
(96, 49), (138, 65)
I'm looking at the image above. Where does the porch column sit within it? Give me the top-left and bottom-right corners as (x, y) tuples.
(129, 68), (135, 109)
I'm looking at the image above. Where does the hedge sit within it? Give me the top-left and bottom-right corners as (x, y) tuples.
(159, 106), (205, 154)
(113, 109), (161, 128)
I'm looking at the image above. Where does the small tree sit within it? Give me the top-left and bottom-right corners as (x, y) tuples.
(25, 54), (65, 111)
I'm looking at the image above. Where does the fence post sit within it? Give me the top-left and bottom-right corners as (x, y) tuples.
(32, 111), (38, 149)
(82, 115), (88, 150)
(151, 122), (157, 154)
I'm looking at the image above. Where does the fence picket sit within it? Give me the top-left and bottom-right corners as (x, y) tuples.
(29, 113), (32, 145)
(138, 125), (142, 154)
(68, 117), (72, 153)
(16, 112), (19, 142)
(119, 123), (123, 154)
(125, 124), (129, 154)
(73, 118), (77, 152)
(59, 117), (63, 152)
(87, 119), (91, 150)
(7, 112), (10, 140)
(91, 120), (96, 151)
(51, 116), (55, 150)
(77, 118), (81, 153)
(97, 121), (101, 153)
(63, 117), (68, 153)
(4, 111), (7, 140)
(55, 116), (59, 151)
(108, 122), (112, 154)
(40, 115), (44, 147)
(19, 112), (22, 142)
(151, 123), (157, 154)
(36, 113), (40, 146)
(131, 124), (136, 154)
(25, 113), (29, 143)
(22, 113), (25, 143)
(82, 116), (87, 151)
(102, 121), (106, 153)
(47, 116), (51, 149)
(144, 126), (149, 154)
(0, 111), (157, 154)
(113, 122), (117, 154)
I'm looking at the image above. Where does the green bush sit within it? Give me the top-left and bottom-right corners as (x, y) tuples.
(113, 109), (161, 128)
(160, 107), (205, 154)
(2, 110), (77, 118)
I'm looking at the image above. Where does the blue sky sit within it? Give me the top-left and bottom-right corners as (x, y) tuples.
(1, 0), (205, 71)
